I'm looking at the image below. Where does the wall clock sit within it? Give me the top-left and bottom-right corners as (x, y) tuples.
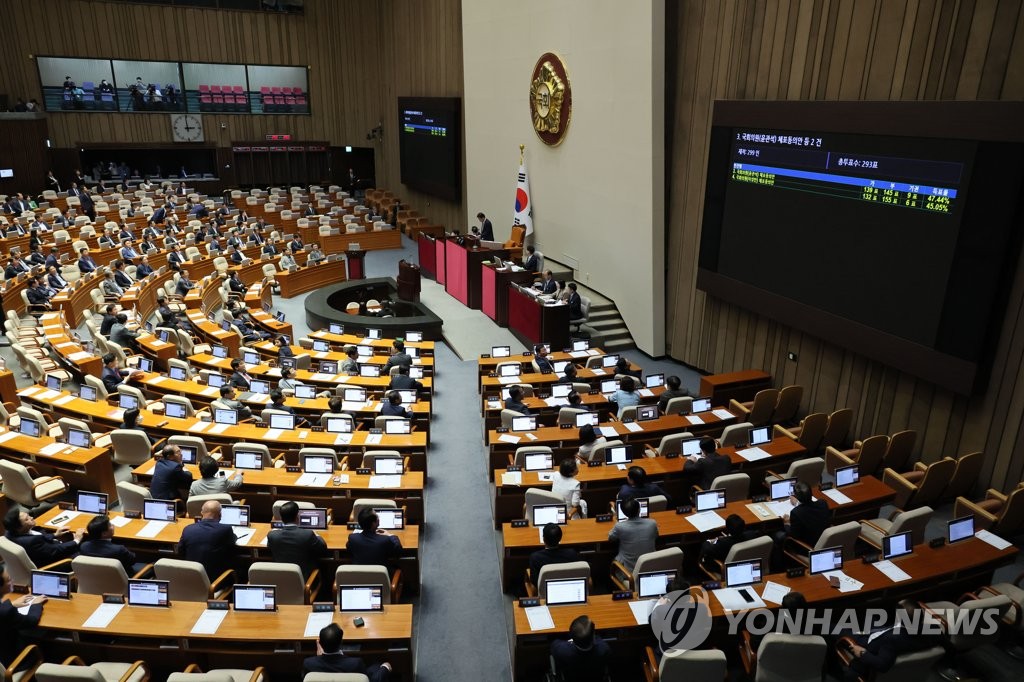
(170, 114), (204, 143)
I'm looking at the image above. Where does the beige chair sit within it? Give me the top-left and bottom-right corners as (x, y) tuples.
(643, 432), (696, 457)
(168, 666), (264, 682)
(271, 499), (316, 520)
(154, 558), (234, 601)
(525, 560), (591, 599)
(643, 648), (726, 682)
(917, 594), (1012, 670)
(700, 535), (773, 581)
(0, 535), (74, 586)
(784, 520), (861, 566)
(882, 457), (955, 509)
(34, 658), (150, 682)
(773, 412), (828, 453)
(741, 632), (827, 682)
(168, 435), (219, 460)
(109, 430), (154, 466)
(610, 547), (683, 592)
(954, 483), (1024, 534)
(821, 408), (853, 450)
(84, 374), (109, 400)
(350, 498), (397, 521)
(298, 447), (341, 470)
(0, 459), (69, 508)
(303, 674), (369, 682)
(230, 443), (284, 468)
(334, 564), (402, 603)
(698, 473), (750, 502)
(719, 422), (753, 448)
(663, 396), (693, 416)
(524, 488), (567, 519)
(825, 434), (888, 476)
(880, 429), (917, 472)
(248, 562), (320, 605)
(770, 385), (804, 425)
(0, 644), (45, 682)
(185, 493), (233, 518)
(500, 409), (522, 428)
(729, 389), (779, 427)
(859, 506), (933, 549)
(71, 556), (151, 595)
(557, 407), (588, 425)
(511, 446), (554, 468)
(764, 457), (824, 489)
(116, 481), (152, 514)
(933, 451), (984, 501)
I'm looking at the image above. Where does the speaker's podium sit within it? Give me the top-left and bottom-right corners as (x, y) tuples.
(345, 248), (366, 279)
(397, 259), (421, 302)
(444, 237), (509, 309)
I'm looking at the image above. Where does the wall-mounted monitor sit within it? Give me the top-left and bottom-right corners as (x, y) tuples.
(398, 96), (461, 202)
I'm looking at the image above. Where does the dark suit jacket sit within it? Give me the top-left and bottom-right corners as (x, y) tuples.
(847, 628), (924, 681)
(0, 601), (42, 667)
(504, 398), (531, 415)
(550, 636), (611, 682)
(542, 278), (557, 295)
(683, 452), (732, 491)
(101, 366), (126, 393)
(266, 525), (329, 578)
(381, 401), (411, 418)
(150, 458), (193, 501)
(302, 653), (389, 682)
(617, 481), (670, 505)
(524, 254), (540, 272)
(700, 529), (760, 564)
(789, 499), (830, 546)
(568, 292), (583, 319)
(5, 530), (78, 566)
(78, 257), (97, 273)
(229, 371), (251, 390)
(100, 314), (118, 336)
(528, 546), (580, 581)
(481, 218), (494, 241)
(47, 274), (67, 290)
(387, 374), (421, 391)
(175, 278), (193, 296)
(44, 255), (60, 270)
(114, 271), (133, 288)
(79, 538), (137, 573)
(178, 518), (236, 579)
(136, 264), (154, 278)
(346, 530), (402, 566)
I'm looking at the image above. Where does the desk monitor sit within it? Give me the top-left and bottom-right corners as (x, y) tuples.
(373, 458), (404, 475)
(769, 477), (796, 502)
(143, 499), (176, 522)
(375, 508), (404, 530)
(275, 312), (286, 323)
(158, 330), (172, 343)
(883, 531), (913, 560)
(617, 497), (650, 520)
(31, 570), (71, 599)
(214, 408), (238, 425)
(294, 384), (316, 399)
(552, 360), (570, 374)
(384, 419), (412, 435)
(326, 417), (353, 434)
(18, 419), (40, 438)
(168, 366), (188, 381)
(748, 426), (772, 447)
(262, 302), (273, 314)
(724, 560), (763, 603)
(511, 416), (537, 432)
(268, 413), (296, 430)
(681, 437), (703, 457)
(212, 345), (228, 359)
(67, 428), (92, 449)
(551, 384), (572, 399)
(220, 504), (250, 528)
(645, 374), (665, 389)
(691, 397), (712, 413)
(637, 570), (676, 598)
(135, 357), (153, 373)
(338, 585), (384, 612)
(406, 347), (419, 358)
(575, 412), (599, 428)
(303, 454), (335, 474)
(398, 389), (417, 404)
(948, 515), (975, 544)
(360, 364), (381, 378)
(344, 388), (367, 402)
(357, 346), (373, 358)
(233, 584), (276, 612)
(76, 491), (107, 515)
(531, 504), (567, 526)
(604, 445), (632, 466)
(249, 379), (270, 395)
(809, 546), (844, 575)
(491, 345), (511, 358)
(405, 331), (423, 342)
(601, 354), (620, 368)
(178, 445), (198, 465)
(243, 351), (260, 365)
(298, 508), (329, 530)
(636, 405), (659, 422)
(328, 323), (344, 334)
(312, 340), (330, 353)
(79, 385), (98, 402)
(524, 452), (553, 471)
(219, 321), (231, 333)
(207, 373), (226, 388)
(695, 489), (727, 512)
(119, 393), (139, 410)
(409, 366), (425, 379)
(45, 374), (63, 392)
(545, 577), (588, 606)
(835, 465), (860, 488)
(280, 357), (296, 370)
(145, 322), (154, 333)
(234, 450), (264, 470)
(319, 360), (339, 374)
(600, 379), (618, 394)
(499, 364), (521, 377)
(360, 327), (379, 340)
(126, 577), (168, 602)
(572, 339), (590, 352)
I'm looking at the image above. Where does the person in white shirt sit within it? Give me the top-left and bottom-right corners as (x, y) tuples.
(552, 458), (587, 518)
(279, 248), (297, 271)
(576, 424), (607, 462)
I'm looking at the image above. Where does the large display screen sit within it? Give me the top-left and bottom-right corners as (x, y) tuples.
(698, 102), (1024, 395)
(398, 97), (461, 201)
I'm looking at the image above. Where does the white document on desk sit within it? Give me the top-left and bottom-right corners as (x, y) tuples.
(712, 409), (734, 421)
(975, 530), (1012, 550)
(746, 503), (776, 520)
(68, 351), (94, 362)
(364, 434), (383, 445)
(568, 351), (588, 359)
(713, 587), (767, 611)
(200, 386), (219, 397)
(873, 560), (911, 582)
(136, 521), (169, 538)
(638, 388), (654, 398)
(342, 401), (370, 412)
(760, 581), (792, 605)
(295, 473), (330, 487)
(53, 395), (76, 406)
(765, 500), (795, 518)
(369, 475), (401, 489)
(36, 389), (60, 401)
(819, 488), (853, 505)
(39, 442), (69, 457)
(149, 376), (166, 385)
(501, 471), (523, 486)
(544, 397), (569, 408)
(263, 429), (283, 440)
(48, 510), (84, 527)
(623, 422), (644, 433)
(823, 570), (863, 593)
(685, 415), (704, 426)
(188, 421), (209, 433)
(310, 373), (336, 382)
(334, 434), (353, 445)
(207, 423), (230, 435)
(736, 447), (771, 462)
(598, 426), (619, 438)
(110, 516), (132, 528)
(486, 401), (501, 410)
(629, 599), (657, 625)
(233, 528), (256, 545)
(304, 611), (334, 638)
(525, 605), (555, 632)
(498, 376), (518, 385)
(191, 608), (229, 635)
(0, 431), (18, 444)
(497, 434), (521, 444)
(686, 511), (726, 532)
(82, 603), (124, 629)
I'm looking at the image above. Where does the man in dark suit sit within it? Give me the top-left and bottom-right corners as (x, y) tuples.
(266, 501), (329, 578)
(476, 212), (494, 241)
(135, 255), (154, 278)
(504, 386), (532, 416)
(657, 375), (690, 413)
(785, 481), (830, 547)
(700, 513), (759, 566)
(303, 623), (392, 681)
(167, 245), (185, 271)
(112, 262), (133, 289)
(524, 244), (540, 272)
(386, 365), (422, 391)
(25, 279), (51, 309)
(177, 500), (236, 579)
(98, 304), (118, 336)
(568, 282), (584, 321)
(150, 204), (167, 224)
(3, 509), (82, 567)
(4, 257), (28, 280)
(550, 615), (611, 681)
(261, 240), (277, 257)
(101, 352), (130, 393)
(346, 508), (402, 568)
(0, 566), (47, 668)
(529, 524), (580, 583)
(304, 204), (317, 217)
(110, 313), (141, 353)
(150, 443), (194, 502)
(44, 247), (61, 271)
(228, 358), (252, 391)
(175, 270), (194, 297)
(46, 266), (68, 292)
(683, 436), (732, 491)
(79, 515), (140, 573)
(540, 270), (557, 295)
(841, 620), (930, 682)
(77, 247), (97, 274)
(617, 465), (670, 505)
(6, 194), (30, 214)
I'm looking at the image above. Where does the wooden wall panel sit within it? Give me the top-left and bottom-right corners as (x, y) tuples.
(666, 0), (1024, 494)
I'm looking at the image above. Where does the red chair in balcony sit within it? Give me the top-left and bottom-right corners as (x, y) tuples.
(212, 94), (225, 109)
(232, 85), (244, 94)
(199, 94), (212, 111)
(210, 85), (221, 94)
(198, 84), (210, 94)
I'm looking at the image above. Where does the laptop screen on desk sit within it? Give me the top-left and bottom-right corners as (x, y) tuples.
(243, 351), (260, 365)
(398, 389), (417, 404)
(409, 366), (424, 379)
(617, 497), (649, 520)
(45, 374), (63, 392)
(883, 531), (913, 560)
(79, 385), (97, 402)
(636, 405), (659, 422)
(748, 426), (772, 447)
(31, 570), (71, 599)
(303, 455), (334, 474)
(695, 489), (726, 512)
(601, 355), (619, 368)
(948, 515), (975, 544)
(298, 508), (329, 530)
(367, 328), (381, 340)
(219, 504), (250, 527)
(545, 578), (587, 606)
(128, 579), (170, 607)
(637, 570), (676, 598)
(359, 364), (380, 377)
(373, 458), (404, 475)
(313, 340), (330, 352)
(77, 491), (108, 514)
(572, 339), (590, 352)
(178, 446), (197, 465)
(600, 379), (618, 394)
(499, 364), (521, 377)
(550, 384), (571, 399)
(249, 379), (270, 395)
(681, 437), (702, 457)
(725, 559), (763, 588)
(491, 346), (511, 358)
(575, 412), (599, 428)
(294, 384), (316, 399)
(214, 409), (238, 425)
(326, 418), (353, 434)
(809, 546), (844, 575)
(375, 508), (404, 530)
(268, 413), (295, 430)
(645, 374), (665, 389)
(319, 360), (339, 374)
(384, 419), (411, 435)
(338, 585), (384, 612)
(691, 398), (712, 413)
(67, 428), (91, 448)
(835, 465), (859, 488)
(531, 504), (567, 526)
(552, 361), (570, 374)
(233, 584), (276, 612)
(234, 450), (264, 470)
(511, 416), (536, 432)
(329, 323), (344, 334)
(207, 373), (225, 388)
(344, 388), (367, 402)
(18, 419), (40, 438)
(169, 366), (187, 381)
(604, 445), (632, 466)
(524, 453), (553, 471)
(119, 394), (139, 410)
(356, 346), (373, 358)
(769, 478), (796, 501)
(143, 499), (176, 522)
(212, 345), (228, 358)
(405, 331), (423, 342)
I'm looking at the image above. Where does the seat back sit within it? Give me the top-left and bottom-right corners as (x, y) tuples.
(755, 634), (827, 682)
(0, 459), (37, 505)
(770, 385), (803, 424)
(513, 446), (554, 468)
(709, 473), (750, 502)
(500, 409), (521, 428)
(154, 558), (211, 601)
(883, 430), (917, 472)
(942, 451), (984, 501)
(0, 535), (36, 585)
(361, 451), (402, 469)
(186, 493), (233, 518)
(163, 394), (195, 418)
(910, 458), (956, 508)
(647, 495), (669, 512)
(872, 646), (945, 682)
(784, 457), (824, 488)
(633, 547), (683, 579)
(813, 521), (862, 560)
(747, 389), (780, 426)
(853, 434), (889, 477)
(351, 498), (396, 521)
(272, 500), (316, 520)
(109, 429), (153, 466)
(723, 535), (774, 567)
(168, 435), (208, 459)
(335, 564), (392, 602)
(993, 485), (1024, 535)
(535, 560), (591, 596)
(116, 480), (152, 513)
(72, 556), (130, 595)
(525, 487), (565, 517)
(821, 408), (853, 449)
(654, 432), (695, 457)
(248, 562), (307, 605)
(795, 413), (828, 452)
(589, 440), (624, 463)
(664, 396), (692, 415)
(720, 422), (753, 448)
(888, 506), (934, 545)
(557, 407), (587, 425)
(33, 664), (106, 682)
(232, 442), (273, 467)
(84, 375), (108, 401)
(659, 649), (727, 679)
(946, 595), (1012, 651)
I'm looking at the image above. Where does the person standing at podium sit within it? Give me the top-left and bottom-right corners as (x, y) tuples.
(476, 212), (494, 241)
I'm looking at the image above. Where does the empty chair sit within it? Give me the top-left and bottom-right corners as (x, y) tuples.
(0, 459), (69, 509)
(879, 429), (918, 473)
(34, 658), (151, 682)
(116, 481), (152, 514)
(500, 409), (523, 428)
(663, 396), (693, 416)
(168, 435), (218, 460)
(765, 457), (824, 489)
(700, 535), (773, 581)
(334, 564), (401, 603)
(770, 385), (804, 425)
(586, 439), (625, 464)
(954, 483), (1024, 534)
(610, 546), (683, 592)
(729, 389), (779, 426)
(859, 506), (933, 549)
(938, 451), (984, 501)
(248, 562), (320, 605)
(699, 473), (750, 502)
(825, 434), (888, 477)
(916, 593), (1012, 678)
(643, 432), (695, 457)
(186, 493), (233, 518)
(0, 535), (74, 585)
(821, 408), (853, 449)
(835, 643), (944, 682)
(557, 407), (588, 425)
(569, 295), (591, 333)
(109, 430), (153, 467)
(525, 560), (591, 599)
(71, 556), (149, 595)
(153, 558), (234, 602)
(230, 443), (283, 468)
(719, 422), (753, 448)
(741, 632), (827, 682)
(784, 520), (861, 566)
(882, 457), (955, 509)
(512, 446), (554, 468)
(524, 488), (565, 519)
(168, 665), (264, 682)
(644, 648), (727, 682)
(361, 451), (404, 471)
(773, 412), (828, 453)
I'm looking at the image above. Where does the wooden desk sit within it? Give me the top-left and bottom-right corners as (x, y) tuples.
(38, 314), (103, 379)
(443, 240), (507, 309)
(320, 230), (402, 254)
(479, 366), (628, 393)
(0, 420), (116, 499)
(277, 259), (347, 298)
(477, 348), (618, 375)
(481, 263), (540, 326)
(308, 329), (436, 355)
(507, 285), (570, 351)
(0, 369), (17, 407)
(185, 311), (242, 357)
(699, 369), (773, 405)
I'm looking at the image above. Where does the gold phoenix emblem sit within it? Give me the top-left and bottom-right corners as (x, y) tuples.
(531, 61), (565, 134)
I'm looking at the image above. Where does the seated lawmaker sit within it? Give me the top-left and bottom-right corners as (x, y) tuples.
(550, 615), (611, 682)
(267, 501), (329, 579)
(79, 515), (142, 574)
(387, 365), (422, 391)
(346, 508), (402, 569)
(616, 465), (670, 506)
(177, 500), (236, 579)
(303, 623), (392, 681)
(504, 385), (531, 415)
(0, 565), (48, 669)
(381, 390), (412, 419)
(189, 456), (243, 497)
(3, 509), (82, 567)
(529, 523), (580, 583)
